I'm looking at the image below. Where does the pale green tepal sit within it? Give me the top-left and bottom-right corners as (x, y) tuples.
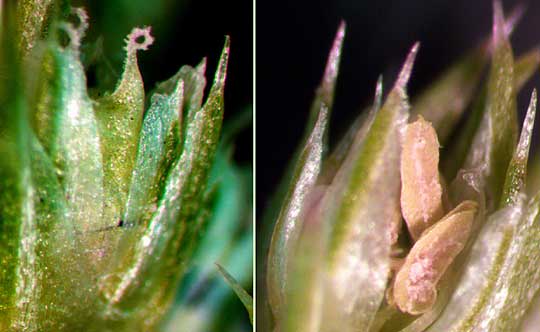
(0, 5), (231, 331)
(264, 2), (540, 332)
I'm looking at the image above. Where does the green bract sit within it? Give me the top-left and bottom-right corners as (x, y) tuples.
(263, 2), (540, 332)
(1, 3), (234, 331)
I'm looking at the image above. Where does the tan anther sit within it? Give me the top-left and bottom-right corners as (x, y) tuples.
(392, 200), (477, 315)
(401, 115), (444, 241)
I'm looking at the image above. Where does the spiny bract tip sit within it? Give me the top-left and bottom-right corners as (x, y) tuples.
(493, 0), (506, 43)
(322, 21), (346, 90)
(396, 42), (420, 88)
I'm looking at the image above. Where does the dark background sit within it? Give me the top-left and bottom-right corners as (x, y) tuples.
(256, 0), (540, 217)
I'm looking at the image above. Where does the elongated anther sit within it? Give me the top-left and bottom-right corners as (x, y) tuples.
(392, 200), (478, 314)
(401, 116), (444, 241)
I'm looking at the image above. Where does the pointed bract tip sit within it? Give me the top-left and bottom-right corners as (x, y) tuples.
(334, 20), (346, 49)
(126, 26), (155, 54)
(338, 20), (346, 33)
(212, 36), (230, 90)
(530, 88), (538, 121)
(527, 88), (538, 125)
(516, 88), (537, 160)
(223, 35), (231, 50)
(322, 21), (346, 92)
(396, 42), (420, 88)
(505, 4), (525, 36)
(493, 0), (505, 44)
(517, 89), (537, 146)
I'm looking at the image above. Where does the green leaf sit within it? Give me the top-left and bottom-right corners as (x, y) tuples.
(216, 263), (253, 324)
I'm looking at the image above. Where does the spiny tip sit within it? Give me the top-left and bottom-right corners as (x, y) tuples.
(505, 4), (525, 36)
(514, 88), (537, 163)
(528, 88), (538, 121)
(321, 21), (346, 95)
(396, 42), (420, 88)
(493, 0), (505, 45)
(529, 88), (538, 120)
(213, 36), (230, 89)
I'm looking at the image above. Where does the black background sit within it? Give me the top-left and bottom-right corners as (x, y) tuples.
(256, 0), (540, 217)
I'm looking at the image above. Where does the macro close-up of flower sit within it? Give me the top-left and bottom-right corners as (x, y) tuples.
(0, 0), (252, 331)
(257, 0), (540, 331)
(10, 0), (540, 331)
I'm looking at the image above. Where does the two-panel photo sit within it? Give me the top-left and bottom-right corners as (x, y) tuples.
(2, 0), (540, 331)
